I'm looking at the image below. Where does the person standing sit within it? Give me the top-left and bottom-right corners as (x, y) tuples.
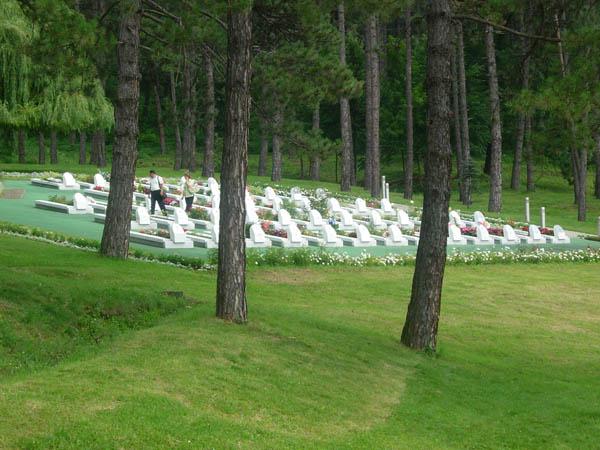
(149, 170), (167, 215)
(181, 171), (197, 212)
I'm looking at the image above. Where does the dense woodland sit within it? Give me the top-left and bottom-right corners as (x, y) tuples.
(2, 0), (600, 220)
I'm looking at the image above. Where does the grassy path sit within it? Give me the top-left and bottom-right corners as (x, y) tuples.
(1, 235), (600, 448)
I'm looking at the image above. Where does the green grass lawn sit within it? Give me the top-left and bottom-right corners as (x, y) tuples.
(1, 234), (600, 448)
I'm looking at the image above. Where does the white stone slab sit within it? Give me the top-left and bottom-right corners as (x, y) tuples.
(327, 197), (342, 213)
(380, 198), (394, 214)
(448, 224), (467, 245)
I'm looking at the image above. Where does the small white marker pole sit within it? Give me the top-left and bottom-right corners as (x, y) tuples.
(385, 183), (390, 200)
(541, 207), (546, 228)
(597, 216), (600, 237)
(382, 175), (386, 199)
(525, 197), (530, 223)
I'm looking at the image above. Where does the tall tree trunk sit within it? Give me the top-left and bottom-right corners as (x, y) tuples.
(525, 115), (535, 191)
(401, 0), (452, 351)
(90, 131), (106, 167)
(365, 14), (381, 197)
(90, 132), (98, 165)
(79, 132), (87, 165)
(170, 71), (183, 170)
(153, 74), (167, 155)
(574, 149), (588, 221)
(68, 132), (76, 145)
(339, 2), (353, 192)
(17, 129), (26, 163)
(182, 46), (197, 172)
(485, 24), (503, 212)
(404, 7), (414, 200)
(100, 1), (141, 258)
(451, 37), (463, 193)
(310, 103), (321, 181)
(37, 131), (45, 164)
(216, 4), (252, 323)
(510, 13), (530, 191)
(258, 113), (268, 176)
(456, 21), (472, 205)
(271, 104), (283, 182)
(50, 130), (58, 164)
(202, 51), (216, 177)
(595, 133), (600, 199)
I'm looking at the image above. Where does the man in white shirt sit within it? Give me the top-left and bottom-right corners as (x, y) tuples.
(148, 170), (167, 215)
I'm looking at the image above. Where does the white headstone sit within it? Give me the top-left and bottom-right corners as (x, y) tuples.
(287, 223), (303, 243)
(169, 223), (187, 243)
(136, 207), (151, 225)
(503, 225), (517, 242)
(322, 224), (338, 244)
(381, 198), (393, 214)
(473, 211), (485, 225)
(370, 209), (384, 227)
(309, 209), (323, 227)
(249, 223), (267, 244)
(315, 188), (327, 199)
(211, 225), (219, 243)
(355, 198), (367, 213)
(449, 210), (465, 227)
(327, 197), (342, 213)
(397, 209), (412, 227)
(145, 196), (152, 211)
(476, 223), (491, 242)
(73, 193), (88, 210)
(356, 224), (372, 244)
(93, 173), (107, 188)
(554, 224), (567, 241)
(448, 224), (463, 243)
(340, 209), (354, 227)
(272, 196), (283, 212)
(264, 186), (276, 201)
(529, 224), (543, 241)
(211, 193), (220, 209)
(278, 209), (292, 226)
(207, 177), (218, 193)
(290, 187), (302, 201)
(245, 197), (258, 224)
(388, 224), (403, 243)
(63, 172), (77, 187)
(173, 207), (190, 226)
(210, 208), (220, 225)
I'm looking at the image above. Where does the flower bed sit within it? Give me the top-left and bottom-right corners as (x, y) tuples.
(188, 207), (210, 221)
(521, 225), (554, 236)
(261, 221), (287, 238)
(138, 228), (170, 238)
(460, 226), (477, 237)
(48, 194), (73, 206)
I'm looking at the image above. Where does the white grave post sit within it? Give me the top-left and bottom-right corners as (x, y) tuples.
(525, 197), (530, 223)
(381, 175), (386, 199)
(385, 183), (390, 200)
(541, 207), (546, 228)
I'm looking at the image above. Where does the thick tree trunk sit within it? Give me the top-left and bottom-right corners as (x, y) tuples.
(216, 5), (252, 323)
(511, 14), (530, 191)
(37, 131), (45, 164)
(339, 2), (353, 192)
(404, 7), (414, 200)
(153, 74), (167, 155)
(485, 25), (503, 212)
(525, 115), (535, 191)
(258, 114), (268, 176)
(100, 1), (141, 258)
(79, 132), (87, 165)
(182, 47), (197, 172)
(170, 71), (183, 170)
(401, 0), (452, 352)
(271, 104), (283, 182)
(310, 103), (320, 181)
(595, 133), (600, 199)
(50, 130), (58, 164)
(365, 14), (381, 197)
(17, 129), (26, 163)
(451, 38), (463, 193)
(90, 131), (106, 167)
(202, 51), (216, 177)
(455, 22), (471, 205)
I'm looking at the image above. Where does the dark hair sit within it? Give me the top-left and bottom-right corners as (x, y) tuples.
(149, 170), (156, 174)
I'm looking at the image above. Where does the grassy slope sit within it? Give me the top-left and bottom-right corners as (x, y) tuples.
(2, 141), (600, 234)
(1, 235), (600, 448)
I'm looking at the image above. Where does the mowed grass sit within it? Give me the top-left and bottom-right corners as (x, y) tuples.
(1, 235), (600, 448)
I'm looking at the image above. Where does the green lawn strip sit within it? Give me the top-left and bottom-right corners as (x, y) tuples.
(1, 235), (599, 447)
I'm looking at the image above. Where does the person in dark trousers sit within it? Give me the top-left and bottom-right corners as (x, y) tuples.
(181, 172), (197, 212)
(148, 170), (167, 215)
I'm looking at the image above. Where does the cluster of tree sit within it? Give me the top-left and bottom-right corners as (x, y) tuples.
(3, 0), (600, 348)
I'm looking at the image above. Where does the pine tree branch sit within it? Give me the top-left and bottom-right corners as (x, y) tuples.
(454, 14), (561, 42)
